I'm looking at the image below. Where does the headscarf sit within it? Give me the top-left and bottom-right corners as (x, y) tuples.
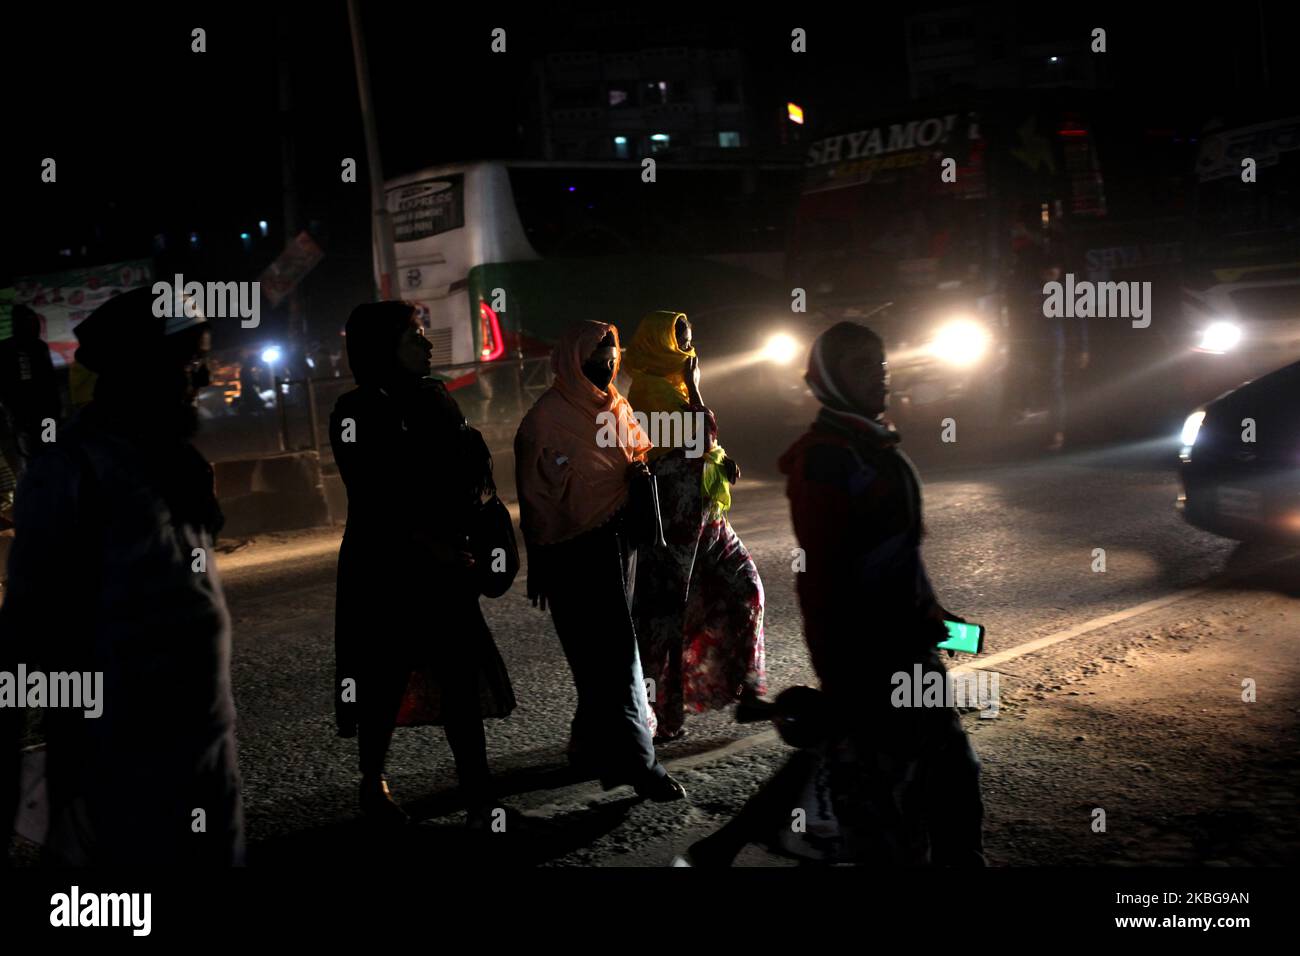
(625, 310), (695, 416)
(804, 321), (898, 443)
(345, 301), (417, 387)
(515, 320), (651, 547)
(624, 310), (732, 515)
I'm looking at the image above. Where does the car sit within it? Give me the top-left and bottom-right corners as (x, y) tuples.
(1177, 358), (1300, 541)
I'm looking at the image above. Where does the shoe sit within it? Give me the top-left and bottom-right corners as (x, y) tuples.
(634, 771), (687, 802)
(360, 778), (409, 826)
(734, 695), (775, 724)
(653, 727), (688, 744)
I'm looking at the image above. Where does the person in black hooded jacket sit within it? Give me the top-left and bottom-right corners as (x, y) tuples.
(1, 286), (243, 866)
(330, 300), (515, 829)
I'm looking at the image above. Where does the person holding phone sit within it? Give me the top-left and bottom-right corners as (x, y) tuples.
(781, 321), (984, 863)
(680, 321), (984, 866)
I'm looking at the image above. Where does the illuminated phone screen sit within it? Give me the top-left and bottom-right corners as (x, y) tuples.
(937, 619), (984, 654)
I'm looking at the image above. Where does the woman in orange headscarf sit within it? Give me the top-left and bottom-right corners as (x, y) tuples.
(515, 320), (686, 802)
(624, 311), (767, 742)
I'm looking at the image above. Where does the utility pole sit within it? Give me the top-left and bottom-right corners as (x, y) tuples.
(347, 0), (399, 300)
(276, 8), (300, 451)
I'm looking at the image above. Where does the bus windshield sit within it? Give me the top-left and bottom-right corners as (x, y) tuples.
(789, 110), (988, 299)
(790, 172), (988, 298)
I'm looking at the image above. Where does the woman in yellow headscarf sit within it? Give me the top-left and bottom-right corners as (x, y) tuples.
(624, 310), (767, 742)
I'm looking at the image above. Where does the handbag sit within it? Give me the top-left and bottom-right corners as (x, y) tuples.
(625, 468), (667, 550)
(470, 493), (520, 598)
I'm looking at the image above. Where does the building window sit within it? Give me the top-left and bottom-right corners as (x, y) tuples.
(643, 80), (669, 105)
(649, 133), (671, 153)
(715, 79), (739, 103)
(718, 131), (741, 148)
(608, 88), (630, 108)
(613, 135), (630, 159)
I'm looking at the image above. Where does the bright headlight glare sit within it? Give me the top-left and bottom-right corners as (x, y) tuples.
(1198, 321), (1241, 353)
(930, 319), (989, 367)
(1181, 410), (1206, 447)
(762, 332), (800, 365)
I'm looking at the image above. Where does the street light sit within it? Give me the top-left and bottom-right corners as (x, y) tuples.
(261, 345), (288, 451)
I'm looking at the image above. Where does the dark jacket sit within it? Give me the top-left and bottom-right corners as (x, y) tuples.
(778, 409), (946, 703)
(0, 336), (60, 433)
(0, 406), (242, 865)
(329, 379), (514, 736)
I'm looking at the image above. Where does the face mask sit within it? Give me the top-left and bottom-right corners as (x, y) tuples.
(582, 359), (615, 390)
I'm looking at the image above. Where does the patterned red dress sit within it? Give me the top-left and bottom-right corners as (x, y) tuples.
(633, 407), (766, 738)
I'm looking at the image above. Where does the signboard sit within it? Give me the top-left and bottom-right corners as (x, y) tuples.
(804, 113), (968, 193)
(259, 230), (324, 308)
(387, 175), (465, 243)
(1196, 117), (1300, 182)
(10, 260), (154, 367)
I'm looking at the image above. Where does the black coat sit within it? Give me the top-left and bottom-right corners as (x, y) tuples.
(329, 379), (514, 735)
(0, 407), (242, 865)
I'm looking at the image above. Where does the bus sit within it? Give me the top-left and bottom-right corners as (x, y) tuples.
(786, 91), (1198, 432)
(381, 160), (803, 422)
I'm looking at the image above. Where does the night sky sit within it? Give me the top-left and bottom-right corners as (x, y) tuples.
(4, 1), (1294, 347)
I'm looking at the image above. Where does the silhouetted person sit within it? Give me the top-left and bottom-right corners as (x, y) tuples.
(515, 321), (685, 802)
(0, 286), (244, 865)
(681, 322), (984, 865)
(624, 311), (766, 741)
(330, 301), (515, 828)
(0, 304), (61, 484)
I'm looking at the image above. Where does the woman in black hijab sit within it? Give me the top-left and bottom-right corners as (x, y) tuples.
(331, 301), (515, 828)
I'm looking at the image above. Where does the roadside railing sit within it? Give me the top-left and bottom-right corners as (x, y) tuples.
(194, 353), (554, 467)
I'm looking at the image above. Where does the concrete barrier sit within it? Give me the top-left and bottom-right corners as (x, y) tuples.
(213, 450), (332, 537)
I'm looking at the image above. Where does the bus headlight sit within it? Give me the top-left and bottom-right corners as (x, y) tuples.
(762, 332), (800, 365)
(1198, 321), (1241, 353)
(930, 319), (989, 367)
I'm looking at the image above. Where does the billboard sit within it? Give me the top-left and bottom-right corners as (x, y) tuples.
(10, 259), (154, 367)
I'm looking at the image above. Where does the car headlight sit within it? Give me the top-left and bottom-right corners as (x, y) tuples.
(930, 319), (989, 367)
(761, 332), (800, 365)
(1198, 321), (1241, 353)
(1181, 409), (1206, 447)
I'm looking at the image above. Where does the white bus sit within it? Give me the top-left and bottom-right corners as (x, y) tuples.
(381, 159), (801, 390)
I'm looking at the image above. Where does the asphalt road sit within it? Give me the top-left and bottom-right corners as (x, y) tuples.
(204, 424), (1300, 866)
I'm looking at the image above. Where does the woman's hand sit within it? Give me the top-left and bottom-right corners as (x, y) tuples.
(627, 459), (651, 483)
(683, 355), (703, 405)
(722, 456), (740, 484)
